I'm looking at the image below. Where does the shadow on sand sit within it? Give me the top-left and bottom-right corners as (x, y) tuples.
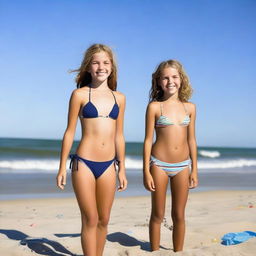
(54, 231), (153, 251)
(54, 231), (170, 252)
(1, 229), (169, 255)
(107, 232), (169, 252)
(0, 229), (81, 256)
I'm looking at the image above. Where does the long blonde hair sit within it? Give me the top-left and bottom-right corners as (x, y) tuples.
(72, 44), (117, 90)
(149, 60), (192, 102)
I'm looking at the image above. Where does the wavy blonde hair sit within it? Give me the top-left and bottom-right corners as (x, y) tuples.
(149, 60), (192, 102)
(71, 44), (117, 90)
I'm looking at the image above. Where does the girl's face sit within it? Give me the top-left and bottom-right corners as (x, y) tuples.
(158, 67), (181, 97)
(88, 51), (112, 83)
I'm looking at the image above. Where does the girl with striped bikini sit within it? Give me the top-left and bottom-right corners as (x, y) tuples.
(143, 60), (198, 252)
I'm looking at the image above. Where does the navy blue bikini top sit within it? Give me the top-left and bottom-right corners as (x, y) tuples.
(81, 87), (119, 120)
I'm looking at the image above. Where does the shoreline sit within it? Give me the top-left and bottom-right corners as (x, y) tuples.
(1, 190), (256, 255)
(1, 170), (256, 201)
(1, 187), (256, 201)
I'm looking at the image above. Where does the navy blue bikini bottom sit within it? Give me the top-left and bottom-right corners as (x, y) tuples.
(69, 154), (117, 179)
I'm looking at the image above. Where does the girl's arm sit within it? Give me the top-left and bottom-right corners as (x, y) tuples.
(187, 103), (198, 189)
(56, 90), (81, 189)
(143, 102), (156, 191)
(115, 92), (127, 192)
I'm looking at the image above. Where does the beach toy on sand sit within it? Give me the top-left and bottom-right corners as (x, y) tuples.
(221, 231), (256, 245)
(211, 238), (218, 243)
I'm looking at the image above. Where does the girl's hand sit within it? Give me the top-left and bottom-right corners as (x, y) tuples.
(143, 172), (155, 192)
(56, 170), (67, 190)
(189, 171), (198, 189)
(117, 171), (128, 192)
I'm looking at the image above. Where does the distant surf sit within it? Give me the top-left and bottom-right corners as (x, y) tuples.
(1, 138), (256, 174)
(199, 150), (220, 158)
(1, 157), (256, 174)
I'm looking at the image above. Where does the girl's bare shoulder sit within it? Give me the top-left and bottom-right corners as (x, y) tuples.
(113, 90), (126, 103)
(68, 88), (89, 106)
(184, 101), (196, 114)
(71, 87), (88, 98)
(147, 101), (159, 113)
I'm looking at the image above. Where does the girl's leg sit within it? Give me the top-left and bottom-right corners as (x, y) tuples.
(170, 167), (189, 252)
(95, 164), (116, 256)
(72, 162), (98, 256)
(149, 165), (169, 251)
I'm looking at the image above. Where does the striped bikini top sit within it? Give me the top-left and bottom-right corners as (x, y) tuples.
(155, 102), (190, 128)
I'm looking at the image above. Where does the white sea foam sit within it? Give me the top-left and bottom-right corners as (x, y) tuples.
(198, 159), (256, 169)
(199, 150), (220, 158)
(124, 158), (256, 170)
(1, 157), (256, 173)
(125, 157), (142, 169)
(0, 157), (143, 173)
(0, 159), (59, 172)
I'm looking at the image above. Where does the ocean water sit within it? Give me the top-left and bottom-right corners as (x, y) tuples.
(0, 138), (256, 199)
(1, 138), (256, 174)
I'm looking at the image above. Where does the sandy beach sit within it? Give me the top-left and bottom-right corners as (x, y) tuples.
(1, 190), (256, 256)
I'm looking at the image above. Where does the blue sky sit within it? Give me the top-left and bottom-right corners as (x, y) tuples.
(0, 0), (255, 147)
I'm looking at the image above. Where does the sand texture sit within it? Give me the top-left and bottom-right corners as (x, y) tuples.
(0, 190), (256, 256)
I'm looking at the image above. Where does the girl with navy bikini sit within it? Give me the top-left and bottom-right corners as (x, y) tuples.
(56, 44), (127, 256)
(143, 60), (198, 252)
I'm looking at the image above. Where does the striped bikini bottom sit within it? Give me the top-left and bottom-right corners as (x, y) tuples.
(150, 155), (191, 177)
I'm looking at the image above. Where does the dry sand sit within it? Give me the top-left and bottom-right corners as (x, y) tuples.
(0, 190), (256, 256)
